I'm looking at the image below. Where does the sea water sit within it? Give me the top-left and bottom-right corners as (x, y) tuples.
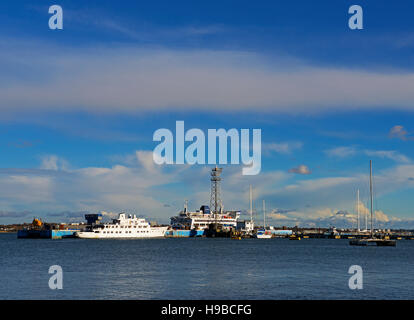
(1, 233), (413, 299)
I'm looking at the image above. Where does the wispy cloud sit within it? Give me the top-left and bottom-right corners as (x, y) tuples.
(263, 141), (303, 154)
(325, 146), (411, 163)
(40, 155), (69, 171)
(3, 42), (414, 115)
(364, 150), (411, 163)
(62, 7), (225, 41)
(325, 146), (357, 158)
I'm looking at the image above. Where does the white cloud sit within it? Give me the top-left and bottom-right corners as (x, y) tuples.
(3, 43), (414, 114)
(262, 205), (397, 229)
(288, 165), (311, 175)
(40, 155), (69, 171)
(389, 125), (414, 141)
(0, 173), (53, 210)
(1, 150), (414, 227)
(356, 201), (390, 223)
(267, 212), (289, 220)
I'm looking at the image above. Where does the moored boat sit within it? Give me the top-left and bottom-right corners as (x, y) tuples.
(349, 161), (396, 247)
(75, 213), (168, 239)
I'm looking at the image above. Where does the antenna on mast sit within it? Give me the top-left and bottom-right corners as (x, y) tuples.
(210, 166), (223, 215)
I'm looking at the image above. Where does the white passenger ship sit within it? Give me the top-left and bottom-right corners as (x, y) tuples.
(75, 213), (168, 239)
(170, 205), (240, 231)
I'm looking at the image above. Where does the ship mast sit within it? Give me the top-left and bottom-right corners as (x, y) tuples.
(210, 166), (223, 215)
(263, 199), (266, 229)
(210, 166), (223, 230)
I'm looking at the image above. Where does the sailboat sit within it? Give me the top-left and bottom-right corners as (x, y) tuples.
(255, 200), (272, 239)
(350, 160), (396, 247)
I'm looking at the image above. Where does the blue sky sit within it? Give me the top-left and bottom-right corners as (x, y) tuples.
(1, 1), (414, 228)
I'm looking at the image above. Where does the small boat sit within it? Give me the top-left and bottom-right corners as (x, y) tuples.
(254, 200), (272, 239)
(255, 229), (272, 239)
(289, 235), (301, 240)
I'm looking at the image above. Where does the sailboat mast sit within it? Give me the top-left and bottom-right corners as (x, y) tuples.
(263, 199), (266, 228)
(249, 185), (253, 224)
(357, 189), (360, 231)
(370, 160), (373, 237)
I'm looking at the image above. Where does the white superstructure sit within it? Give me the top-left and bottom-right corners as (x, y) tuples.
(75, 213), (168, 239)
(170, 205), (240, 231)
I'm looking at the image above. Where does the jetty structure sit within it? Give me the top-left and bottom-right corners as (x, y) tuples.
(349, 160), (396, 246)
(17, 218), (79, 239)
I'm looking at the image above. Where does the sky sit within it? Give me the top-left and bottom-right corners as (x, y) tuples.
(1, 0), (414, 228)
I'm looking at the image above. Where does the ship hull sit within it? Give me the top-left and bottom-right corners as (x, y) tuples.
(165, 229), (205, 237)
(18, 229), (78, 239)
(75, 227), (168, 239)
(255, 234), (272, 239)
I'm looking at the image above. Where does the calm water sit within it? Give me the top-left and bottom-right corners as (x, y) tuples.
(1, 233), (413, 299)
